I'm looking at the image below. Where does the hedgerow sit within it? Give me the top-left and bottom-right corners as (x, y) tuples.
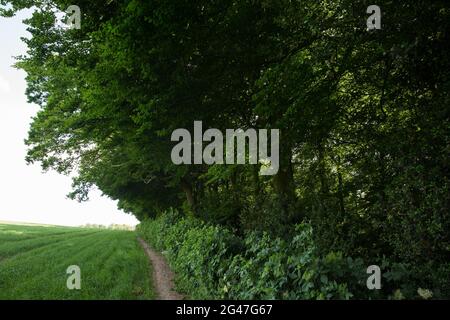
(137, 209), (449, 300)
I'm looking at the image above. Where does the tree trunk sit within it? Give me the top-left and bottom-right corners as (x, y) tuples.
(181, 178), (195, 208)
(272, 142), (296, 218)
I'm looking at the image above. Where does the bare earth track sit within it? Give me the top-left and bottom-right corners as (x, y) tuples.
(138, 237), (184, 300)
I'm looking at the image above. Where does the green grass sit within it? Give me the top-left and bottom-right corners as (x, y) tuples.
(0, 223), (154, 300)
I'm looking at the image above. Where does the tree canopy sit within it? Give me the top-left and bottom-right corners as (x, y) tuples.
(2, 0), (449, 283)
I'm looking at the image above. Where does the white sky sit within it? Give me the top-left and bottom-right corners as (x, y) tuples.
(0, 10), (139, 227)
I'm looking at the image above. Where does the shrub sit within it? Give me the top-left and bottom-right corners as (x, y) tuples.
(138, 209), (241, 299)
(137, 209), (450, 299)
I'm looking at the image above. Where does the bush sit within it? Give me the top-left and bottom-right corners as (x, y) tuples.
(137, 209), (450, 299)
(219, 224), (367, 300)
(138, 209), (241, 299)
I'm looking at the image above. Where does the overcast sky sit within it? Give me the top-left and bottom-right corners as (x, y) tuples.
(0, 10), (139, 227)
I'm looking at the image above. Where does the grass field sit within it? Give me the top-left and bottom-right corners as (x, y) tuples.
(0, 223), (154, 300)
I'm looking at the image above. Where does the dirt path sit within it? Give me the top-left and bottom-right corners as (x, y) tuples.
(138, 237), (184, 300)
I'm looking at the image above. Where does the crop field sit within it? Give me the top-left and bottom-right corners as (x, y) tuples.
(0, 223), (154, 300)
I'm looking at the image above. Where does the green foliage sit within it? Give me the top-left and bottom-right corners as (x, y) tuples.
(137, 211), (376, 299)
(2, 0), (450, 299)
(138, 209), (240, 299)
(217, 225), (366, 300)
(138, 210), (450, 299)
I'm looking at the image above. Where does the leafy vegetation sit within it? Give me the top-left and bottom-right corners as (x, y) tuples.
(1, 0), (449, 299)
(0, 223), (154, 299)
(138, 210), (450, 299)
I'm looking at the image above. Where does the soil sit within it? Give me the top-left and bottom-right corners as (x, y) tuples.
(138, 237), (184, 300)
